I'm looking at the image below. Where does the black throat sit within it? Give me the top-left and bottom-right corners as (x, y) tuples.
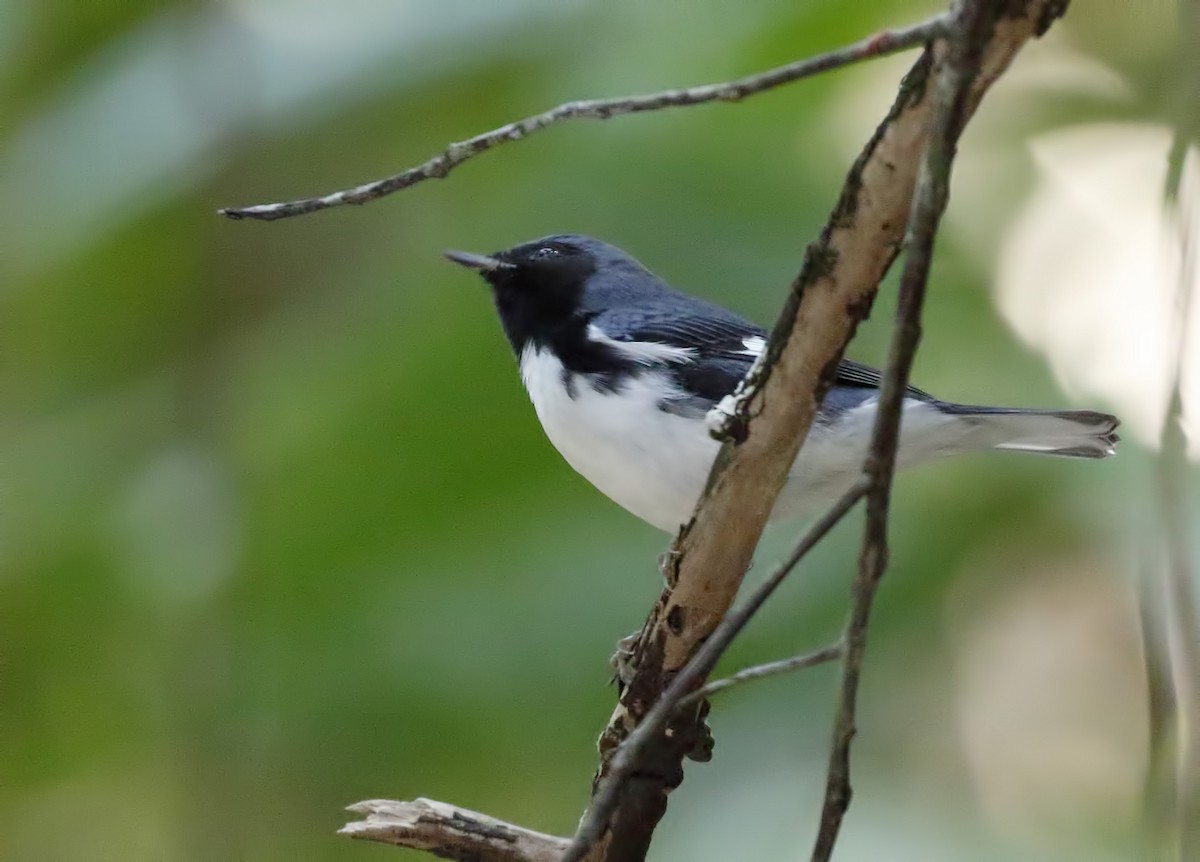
(490, 279), (638, 389)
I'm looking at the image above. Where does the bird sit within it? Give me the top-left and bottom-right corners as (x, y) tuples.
(444, 234), (1119, 532)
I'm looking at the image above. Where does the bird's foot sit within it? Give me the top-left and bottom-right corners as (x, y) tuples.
(657, 549), (681, 587)
(609, 629), (642, 688)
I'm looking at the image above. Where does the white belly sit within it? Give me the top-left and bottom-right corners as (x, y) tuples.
(520, 346), (719, 531)
(520, 346), (991, 531)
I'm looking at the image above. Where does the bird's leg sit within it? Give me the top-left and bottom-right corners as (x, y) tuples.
(609, 629), (643, 688)
(657, 548), (680, 588)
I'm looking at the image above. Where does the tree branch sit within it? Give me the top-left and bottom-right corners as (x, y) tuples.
(562, 480), (868, 862)
(808, 1), (1001, 856)
(679, 641), (845, 709)
(572, 4), (1069, 861)
(216, 15), (949, 222)
(340, 798), (568, 862)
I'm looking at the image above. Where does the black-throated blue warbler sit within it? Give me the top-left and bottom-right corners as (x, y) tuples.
(445, 234), (1119, 532)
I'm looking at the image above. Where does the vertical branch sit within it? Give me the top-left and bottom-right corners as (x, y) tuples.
(1147, 135), (1200, 858)
(1139, 556), (1181, 859)
(1144, 0), (1200, 853)
(562, 480), (869, 862)
(810, 1), (1002, 858)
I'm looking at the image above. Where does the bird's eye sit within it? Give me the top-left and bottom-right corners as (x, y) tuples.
(533, 246), (561, 259)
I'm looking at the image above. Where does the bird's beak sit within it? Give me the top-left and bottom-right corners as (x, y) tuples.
(443, 250), (516, 273)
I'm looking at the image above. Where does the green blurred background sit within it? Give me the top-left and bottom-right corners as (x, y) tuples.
(1, 1), (1190, 860)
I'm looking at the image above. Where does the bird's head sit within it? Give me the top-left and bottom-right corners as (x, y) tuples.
(445, 234), (669, 352)
(445, 235), (597, 300)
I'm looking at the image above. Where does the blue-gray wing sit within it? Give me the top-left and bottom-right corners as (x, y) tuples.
(591, 301), (932, 417)
(590, 301), (763, 413)
(834, 358), (933, 401)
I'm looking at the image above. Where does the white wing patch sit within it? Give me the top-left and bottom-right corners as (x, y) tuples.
(586, 324), (696, 365)
(740, 335), (766, 357)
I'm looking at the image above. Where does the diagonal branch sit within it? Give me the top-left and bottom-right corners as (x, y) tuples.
(809, 1), (1003, 857)
(572, 3), (1069, 861)
(562, 479), (869, 862)
(340, 798), (568, 861)
(679, 641), (846, 709)
(216, 14), (949, 221)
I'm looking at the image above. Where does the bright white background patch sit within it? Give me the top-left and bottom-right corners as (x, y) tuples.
(996, 124), (1198, 451)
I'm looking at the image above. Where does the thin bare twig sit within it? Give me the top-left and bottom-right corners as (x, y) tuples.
(809, 2), (998, 858)
(678, 641), (845, 710)
(562, 479), (870, 862)
(217, 14), (949, 222)
(340, 798), (568, 861)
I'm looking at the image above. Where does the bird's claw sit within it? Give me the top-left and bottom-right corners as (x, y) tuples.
(609, 630), (642, 687)
(657, 549), (681, 587)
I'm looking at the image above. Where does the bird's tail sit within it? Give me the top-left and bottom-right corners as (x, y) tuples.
(935, 404), (1120, 460)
